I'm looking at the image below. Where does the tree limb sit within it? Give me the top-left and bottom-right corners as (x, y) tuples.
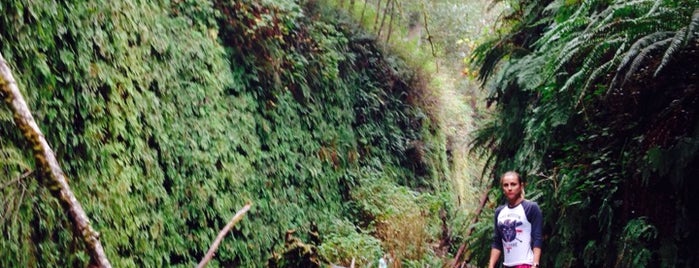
(197, 202), (252, 268)
(0, 53), (112, 268)
(454, 184), (492, 267)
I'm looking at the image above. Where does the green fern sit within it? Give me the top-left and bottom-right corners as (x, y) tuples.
(471, 38), (509, 87)
(0, 147), (31, 172)
(615, 217), (658, 267)
(654, 9), (699, 76)
(470, 1), (699, 267)
(579, 45), (622, 103)
(610, 31), (674, 90)
(622, 37), (672, 85)
(572, 37), (625, 99)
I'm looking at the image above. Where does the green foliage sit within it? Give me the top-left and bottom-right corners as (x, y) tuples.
(318, 231), (383, 267)
(460, 195), (496, 266)
(469, 0), (699, 267)
(1, 0), (446, 266)
(615, 217), (658, 267)
(321, 164), (453, 266)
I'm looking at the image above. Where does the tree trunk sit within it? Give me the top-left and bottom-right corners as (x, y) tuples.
(361, 0), (368, 22)
(0, 53), (112, 268)
(385, 0), (396, 45)
(373, 0), (383, 32)
(377, 0), (391, 40)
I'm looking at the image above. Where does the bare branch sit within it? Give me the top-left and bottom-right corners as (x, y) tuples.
(454, 184), (492, 267)
(197, 202), (252, 268)
(420, 2), (437, 57)
(0, 170), (32, 190)
(0, 53), (112, 268)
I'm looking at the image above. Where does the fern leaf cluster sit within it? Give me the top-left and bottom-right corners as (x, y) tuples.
(1, 0), (447, 266)
(469, 0), (699, 266)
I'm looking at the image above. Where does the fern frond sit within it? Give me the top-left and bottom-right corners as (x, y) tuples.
(473, 38), (510, 86)
(516, 53), (548, 91)
(489, 60), (515, 101)
(542, 0), (566, 17)
(653, 26), (688, 76)
(609, 31), (674, 90)
(587, 36), (625, 67)
(579, 57), (618, 105)
(654, 9), (699, 76)
(620, 38), (672, 88)
(0, 109), (12, 122)
(536, 16), (589, 50)
(589, 1), (679, 41)
(578, 38), (626, 103)
(549, 36), (586, 76)
(592, 0), (655, 26)
(0, 147), (31, 171)
(559, 67), (586, 94)
(590, 17), (651, 40)
(687, 9), (699, 41)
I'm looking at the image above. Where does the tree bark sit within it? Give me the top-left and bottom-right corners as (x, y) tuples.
(373, 0), (383, 32)
(197, 203), (252, 268)
(377, 0), (391, 41)
(385, 0), (396, 45)
(0, 53), (112, 268)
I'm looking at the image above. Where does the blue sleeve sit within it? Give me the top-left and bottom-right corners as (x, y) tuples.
(524, 201), (543, 249)
(491, 206), (504, 250)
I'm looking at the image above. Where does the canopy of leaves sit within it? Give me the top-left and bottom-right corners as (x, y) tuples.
(469, 0), (699, 267)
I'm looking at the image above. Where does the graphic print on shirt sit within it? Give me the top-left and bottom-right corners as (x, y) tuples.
(498, 219), (523, 252)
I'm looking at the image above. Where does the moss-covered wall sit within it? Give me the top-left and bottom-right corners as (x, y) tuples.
(0, 0), (445, 266)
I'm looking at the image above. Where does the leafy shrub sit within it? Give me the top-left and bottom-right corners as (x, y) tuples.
(318, 231), (383, 267)
(349, 167), (446, 265)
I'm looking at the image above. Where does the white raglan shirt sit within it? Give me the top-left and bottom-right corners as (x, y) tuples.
(496, 203), (534, 266)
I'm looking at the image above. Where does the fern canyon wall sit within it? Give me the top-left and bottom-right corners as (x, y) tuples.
(1, 0), (457, 266)
(3, 0), (698, 267)
(467, 0), (699, 267)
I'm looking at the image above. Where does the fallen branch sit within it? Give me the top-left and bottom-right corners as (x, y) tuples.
(454, 184), (492, 267)
(197, 202), (252, 268)
(0, 53), (111, 267)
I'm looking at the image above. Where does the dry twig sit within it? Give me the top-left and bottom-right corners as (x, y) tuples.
(197, 202), (252, 268)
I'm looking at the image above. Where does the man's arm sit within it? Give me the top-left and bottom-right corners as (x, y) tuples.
(488, 248), (501, 268)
